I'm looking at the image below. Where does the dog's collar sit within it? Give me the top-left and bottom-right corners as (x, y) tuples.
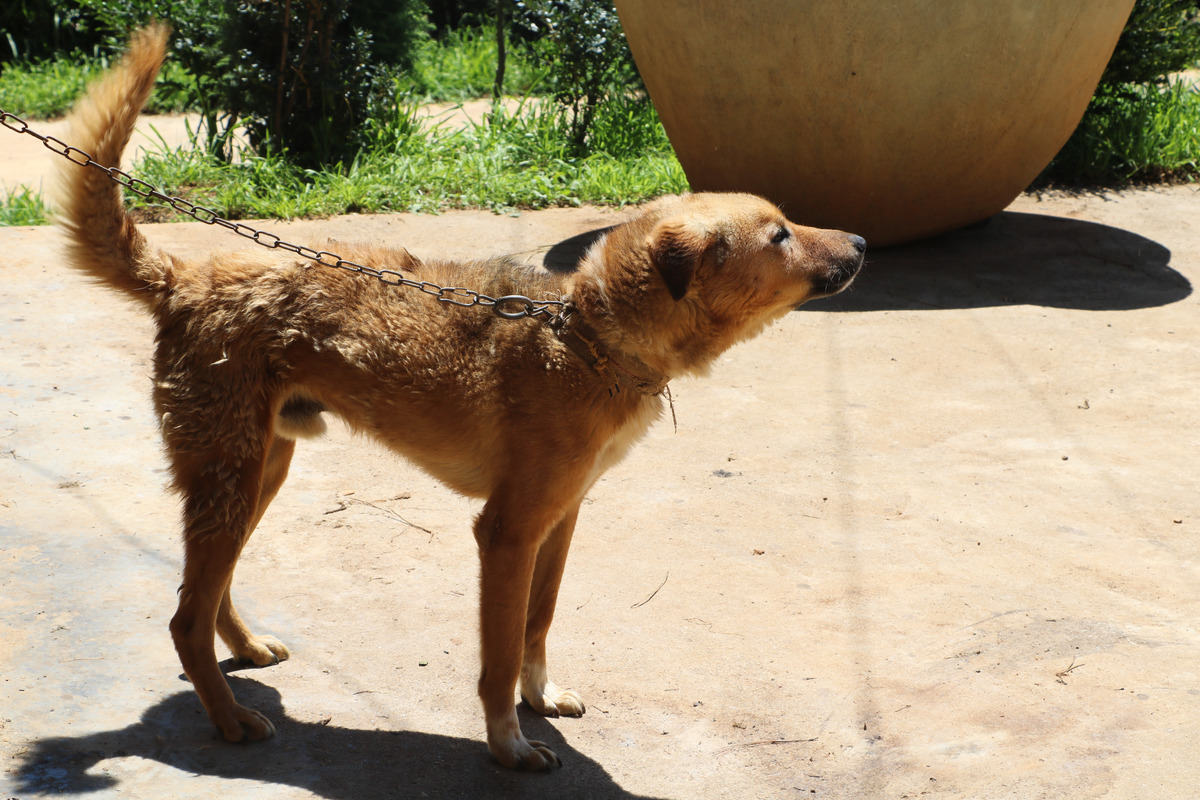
(547, 303), (669, 397)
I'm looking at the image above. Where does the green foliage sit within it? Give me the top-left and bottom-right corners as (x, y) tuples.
(1039, 0), (1200, 186)
(65, 0), (429, 167)
(219, 1), (376, 167)
(0, 186), (47, 226)
(514, 0), (641, 152)
(0, 53), (105, 118)
(0, 1), (99, 63)
(1, 0), (686, 227)
(0, 53), (192, 118)
(1041, 79), (1200, 184)
(1102, 0), (1200, 87)
(67, 0), (242, 159)
(348, 0), (429, 68)
(120, 93), (684, 218)
(399, 23), (547, 101)
(1, 81), (685, 227)
(216, 0), (430, 168)
(426, 0), (496, 35)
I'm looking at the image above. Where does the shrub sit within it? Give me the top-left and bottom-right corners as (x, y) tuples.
(69, 0), (429, 167)
(513, 0), (641, 153)
(1038, 0), (1200, 186)
(1102, 0), (1200, 87)
(426, 0), (495, 36)
(220, 0), (430, 167)
(67, 0), (229, 152)
(0, 1), (100, 62)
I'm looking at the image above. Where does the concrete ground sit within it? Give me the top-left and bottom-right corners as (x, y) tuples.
(2, 130), (1200, 797)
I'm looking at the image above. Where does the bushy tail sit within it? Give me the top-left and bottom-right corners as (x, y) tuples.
(51, 23), (173, 309)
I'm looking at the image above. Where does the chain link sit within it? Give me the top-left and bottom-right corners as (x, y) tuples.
(1, 106), (566, 321)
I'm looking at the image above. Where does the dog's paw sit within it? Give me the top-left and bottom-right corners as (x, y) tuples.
(233, 635), (290, 667)
(522, 682), (586, 718)
(216, 703), (276, 743)
(487, 714), (562, 771)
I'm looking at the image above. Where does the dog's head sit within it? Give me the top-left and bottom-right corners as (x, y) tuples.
(571, 193), (865, 376)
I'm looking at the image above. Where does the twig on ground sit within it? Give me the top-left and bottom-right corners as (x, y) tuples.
(631, 571), (669, 608)
(716, 737), (818, 756)
(1055, 658), (1084, 684)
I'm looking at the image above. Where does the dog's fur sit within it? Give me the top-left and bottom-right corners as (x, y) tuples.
(53, 25), (865, 770)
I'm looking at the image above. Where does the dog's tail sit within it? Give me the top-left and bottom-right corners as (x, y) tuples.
(52, 23), (174, 310)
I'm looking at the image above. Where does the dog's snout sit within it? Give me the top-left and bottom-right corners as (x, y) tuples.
(837, 232), (866, 276)
(804, 231), (865, 302)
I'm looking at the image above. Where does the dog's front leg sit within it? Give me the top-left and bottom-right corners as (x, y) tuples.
(521, 505), (586, 719)
(474, 497), (563, 771)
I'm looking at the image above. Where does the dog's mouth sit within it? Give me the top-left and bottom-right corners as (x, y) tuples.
(805, 254), (864, 303)
(804, 232), (866, 302)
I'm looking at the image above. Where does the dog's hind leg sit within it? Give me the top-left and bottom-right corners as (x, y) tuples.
(166, 416), (280, 742)
(216, 434), (295, 667)
(520, 504), (586, 719)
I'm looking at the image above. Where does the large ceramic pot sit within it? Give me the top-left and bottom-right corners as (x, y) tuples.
(615, 1), (1134, 245)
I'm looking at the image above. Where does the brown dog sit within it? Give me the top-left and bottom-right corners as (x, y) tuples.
(53, 25), (864, 770)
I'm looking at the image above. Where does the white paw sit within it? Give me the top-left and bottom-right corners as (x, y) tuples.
(523, 682), (586, 718)
(521, 665), (586, 718)
(233, 634), (290, 667)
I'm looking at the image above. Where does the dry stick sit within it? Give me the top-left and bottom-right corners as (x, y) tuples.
(1055, 658), (1084, 684)
(716, 738), (818, 756)
(323, 497), (434, 536)
(350, 497), (435, 536)
(631, 571), (669, 608)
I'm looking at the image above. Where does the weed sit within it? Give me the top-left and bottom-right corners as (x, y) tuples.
(0, 186), (48, 226)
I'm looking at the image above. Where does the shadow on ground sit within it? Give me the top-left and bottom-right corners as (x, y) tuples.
(807, 211), (1189, 312)
(12, 676), (664, 800)
(543, 211), (1189, 312)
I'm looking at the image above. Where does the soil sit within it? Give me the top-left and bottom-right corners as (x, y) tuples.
(2, 115), (1200, 799)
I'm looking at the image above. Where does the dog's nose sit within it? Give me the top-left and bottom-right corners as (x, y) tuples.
(847, 234), (867, 255)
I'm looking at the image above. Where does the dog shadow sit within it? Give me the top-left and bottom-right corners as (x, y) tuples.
(542, 211), (1189, 312)
(11, 675), (667, 800)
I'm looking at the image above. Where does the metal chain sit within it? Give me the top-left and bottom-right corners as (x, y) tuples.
(0, 106), (566, 321)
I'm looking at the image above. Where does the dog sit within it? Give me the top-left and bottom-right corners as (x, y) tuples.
(52, 24), (864, 770)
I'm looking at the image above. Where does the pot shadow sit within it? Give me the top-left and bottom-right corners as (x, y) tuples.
(12, 676), (666, 800)
(540, 211), (1190, 312)
(806, 211), (1190, 312)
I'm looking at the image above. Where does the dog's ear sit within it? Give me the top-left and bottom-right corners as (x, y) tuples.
(648, 220), (717, 301)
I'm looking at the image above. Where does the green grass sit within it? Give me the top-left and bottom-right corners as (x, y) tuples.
(1038, 78), (1200, 186)
(2, 94), (686, 227)
(0, 53), (193, 120)
(1, 26), (684, 227)
(398, 24), (550, 101)
(124, 96), (685, 220)
(0, 186), (48, 225)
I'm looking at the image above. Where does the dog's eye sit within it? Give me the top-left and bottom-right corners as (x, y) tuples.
(771, 227), (791, 245)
